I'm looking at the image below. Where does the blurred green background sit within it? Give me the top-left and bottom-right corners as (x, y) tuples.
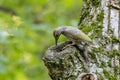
(0, 0), (83, 80)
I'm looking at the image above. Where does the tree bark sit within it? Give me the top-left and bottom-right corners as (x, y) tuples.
(43, 0), (120, 80)
(43, 41), (90, 80)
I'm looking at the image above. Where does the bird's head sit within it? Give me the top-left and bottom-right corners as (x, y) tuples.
(53, 29), (62, 46)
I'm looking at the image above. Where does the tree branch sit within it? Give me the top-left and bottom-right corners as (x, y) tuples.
(0, 6), (17, 15)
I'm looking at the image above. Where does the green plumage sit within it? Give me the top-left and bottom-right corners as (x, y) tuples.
(53, 26), (92, 45)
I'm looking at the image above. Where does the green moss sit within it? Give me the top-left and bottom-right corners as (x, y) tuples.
(112, 36), (120, 43)
(93, 47), (104, 53)
(78, 7), (90, 26)
(88, 14), (94, 20)
(92, 47), (100, 52)
(100, 61), (107, 67)
(82, 26), (93, 34)
(89, 51), (97, 61)
(80, 21), (103, 36)
(88, 0), (101, 7)
(89, 21), (103, 38)
(104, 36), (111, 44)
(94, 27), (102, 37)
(108, 28), (114, 34)
(79, 22), (93, 34)
(91, 21), (99, 27)
(107, 61), (112, 67)
(97, 10), (104, 22)
(113, 66), (120, 75)
(103, 68), (116, 80)
(108, 50), (120, 58)
(97, 73), (104, 80)
(79, 22), (88, 30)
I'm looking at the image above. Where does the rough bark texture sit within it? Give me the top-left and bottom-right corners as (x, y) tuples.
(78, 0), (120, 80)
(43, 41), (91, 80)
(43, 0), (120, 80)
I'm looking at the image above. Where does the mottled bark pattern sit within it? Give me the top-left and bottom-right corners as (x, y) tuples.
(78, 0), (120, 80)
(43, 41), (91, 80)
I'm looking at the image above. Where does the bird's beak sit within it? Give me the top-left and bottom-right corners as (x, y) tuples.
(55, 37), (58, 46)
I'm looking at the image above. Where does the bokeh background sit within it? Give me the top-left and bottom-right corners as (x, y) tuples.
(0, 0), (83, 80)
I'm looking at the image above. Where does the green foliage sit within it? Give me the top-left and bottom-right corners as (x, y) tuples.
(0, 0), (83, 80)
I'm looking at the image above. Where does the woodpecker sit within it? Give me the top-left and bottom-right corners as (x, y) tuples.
(53, 26), (92, 46)
(53, 26), (93, 68)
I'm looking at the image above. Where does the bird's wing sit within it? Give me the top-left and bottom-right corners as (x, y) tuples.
(67, 27), (92, 41)
(77, 30), (92, 42)
(62, 27), (92, 42)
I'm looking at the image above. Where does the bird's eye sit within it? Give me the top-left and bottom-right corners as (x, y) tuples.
(54, 32), (59, 37)
(56, 34), (59, 37)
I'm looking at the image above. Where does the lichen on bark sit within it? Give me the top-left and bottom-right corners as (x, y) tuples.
(78, 0), (120, 80)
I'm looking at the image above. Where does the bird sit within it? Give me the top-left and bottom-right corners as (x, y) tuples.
(53, 26), (93, 69)
(53, 26), (92, 46)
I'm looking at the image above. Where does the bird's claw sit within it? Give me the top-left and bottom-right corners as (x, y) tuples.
(62, 42), (75, 50)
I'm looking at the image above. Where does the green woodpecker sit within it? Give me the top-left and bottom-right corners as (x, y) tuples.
(53, 26), (92, 46)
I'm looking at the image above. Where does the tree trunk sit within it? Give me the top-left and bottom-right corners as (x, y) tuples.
(43, 0), (120, 80)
